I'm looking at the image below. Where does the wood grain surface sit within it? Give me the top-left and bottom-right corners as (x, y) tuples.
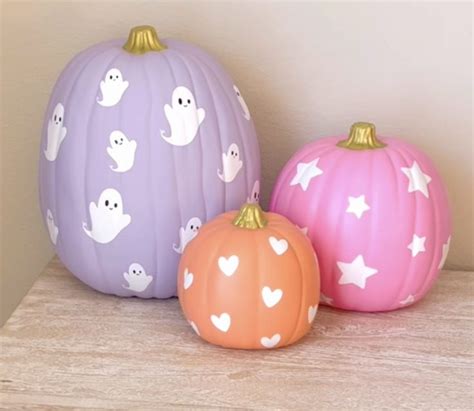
(1, 257), (473, 410)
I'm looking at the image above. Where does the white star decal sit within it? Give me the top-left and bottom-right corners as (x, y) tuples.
(337, 255), (378, 289)
(320, 293), (333, 305)
(290, 158), (323, 191)
(401, 161), (432, 198)
(438, 236), (451, 269)
(346, 195), (370, 219)
(400, 294), (415, 306)
(297, 225), (308, 235)
(407, 234), (426, 257)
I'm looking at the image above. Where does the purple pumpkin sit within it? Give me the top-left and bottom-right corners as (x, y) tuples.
(39, 25), (261, 298)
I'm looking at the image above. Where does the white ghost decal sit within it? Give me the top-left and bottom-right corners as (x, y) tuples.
(123, 263), (153, 293)
(218, 143), (243, 183)
(106, 130), (137, 173)
(233, 85), (251, 120)
(173, 217), (202, 254)
(44, 103), (67, 161)
(97, 68), (129, 107)
(46, 209), (59, 245)
(247, 180), (260, 203)
(160, 86), (205, 146)
(83, 188), (131, 244)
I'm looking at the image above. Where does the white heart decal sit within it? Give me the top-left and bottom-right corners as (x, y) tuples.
(218, 255), (239, 277)
(269, 236), (288, 255)
(261, 286), (283, 308)
(320, 293), (333, 305)
(308, 305), (318, 323)
(189, 320), (200, 336)
(260, 334), (281, 348)
(210, 313), (231, 332)
(183, 268), (194, 290)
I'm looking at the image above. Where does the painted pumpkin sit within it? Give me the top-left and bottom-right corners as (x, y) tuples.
(270, 122), (451, 312)
(39, 25), (261, 298)
(178, 203), (320, 350)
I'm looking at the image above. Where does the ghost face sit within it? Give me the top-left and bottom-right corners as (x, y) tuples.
(109, 130), (126, 147)
(105, 68), (123, 84)
(186, 217), (201, 234)
(98, 188), (124, 214)
(252, 189), (260, 203)
(123, 263), (153, 293)
(97, 68), (128, 107)
(233, 85), (251, 120)
(173, 216), (202, 254)
(47, 209), (54, 222)
(234, 85), (242, 98)
(218, 143), (243, 183)
(171, 86), (197, 111)
(83, 188), (130, 244)
(228, 143), (240, 160)
(129, 263), (145, 277)
(160, 86), (205, 146)
(248, 180), (260, 203)
(107, 130), (137, 173)
(44, 102), (67, 162)
(52, 103), (65, 127)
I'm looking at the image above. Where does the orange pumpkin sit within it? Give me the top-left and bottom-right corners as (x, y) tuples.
(177, 203), (320, 349)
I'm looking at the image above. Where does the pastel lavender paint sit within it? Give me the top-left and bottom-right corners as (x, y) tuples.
(39, 26), (261, 298)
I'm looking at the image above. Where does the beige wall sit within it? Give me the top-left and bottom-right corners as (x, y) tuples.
(1, 1), (472, 324)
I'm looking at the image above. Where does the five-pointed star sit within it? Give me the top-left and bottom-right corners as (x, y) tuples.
(408, 234), (426, 257)
(401, 161), (432, 198)
(400, 294), (415, 305)
(346, 195), (370, 219)
(290, 158), (323, 191)
(337, 255), (378, 289)
(320, 293), (333, 305)
(297, 225), (308, 235)
(438, 236), (451, 269)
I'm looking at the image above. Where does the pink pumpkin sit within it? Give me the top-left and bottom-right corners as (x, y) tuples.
(270, 122), (451, 312)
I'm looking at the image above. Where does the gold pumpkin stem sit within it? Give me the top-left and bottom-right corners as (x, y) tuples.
(123, 25), (167, 54)
(337, 122), (387, 150)
(233, 203), (268, 229)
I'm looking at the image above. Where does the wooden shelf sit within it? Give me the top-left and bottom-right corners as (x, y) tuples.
(1, 257), (472, 409)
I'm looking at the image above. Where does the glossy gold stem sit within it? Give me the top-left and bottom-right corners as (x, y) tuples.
(337, 122), (386, 150)
(123, 25), (166, 54)
(233, 203), (268, 229)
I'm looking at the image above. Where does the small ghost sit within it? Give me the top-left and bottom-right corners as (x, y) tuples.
(46, 209), (59, 245)
(83, 188), (131, 244)
(160, 86), (205, 146)
(44, 103), (67, 161)
(106, 130), (137, 173)
(218, 143), (243, 183)
(233, 85), (251, 121)
(97, 68), (129, 107)
(173, 217), (202, 254)
(123, 263), (153, 293)
(247, 180), (260, 203)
